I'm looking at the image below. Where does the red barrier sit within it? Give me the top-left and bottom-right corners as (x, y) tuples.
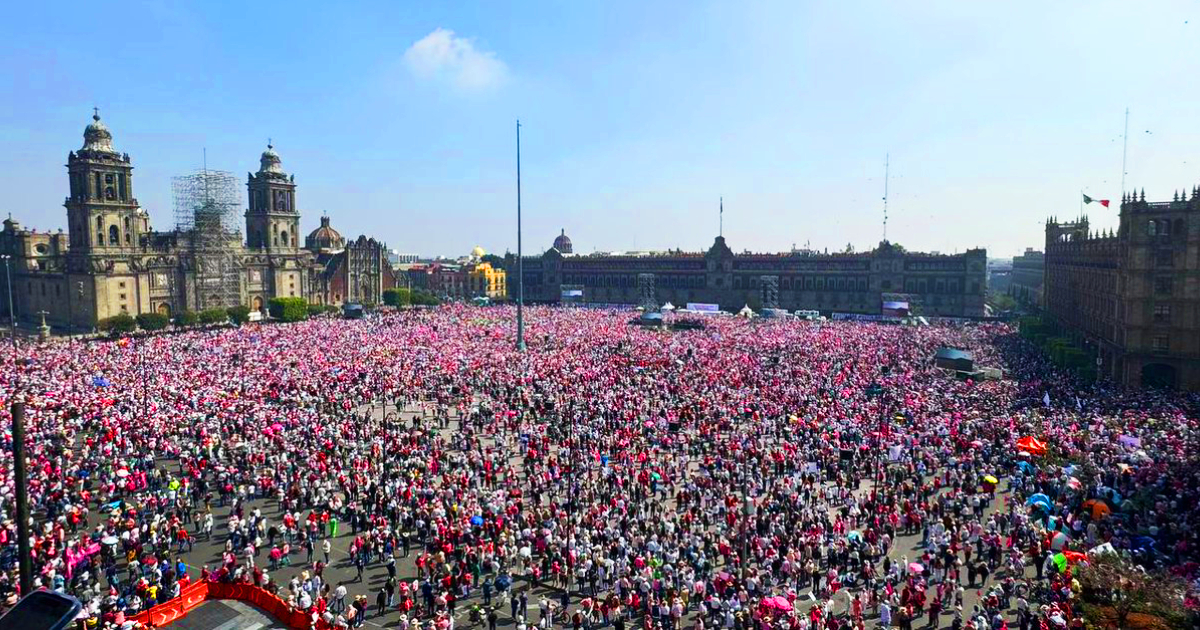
(125, 580), (317, 629)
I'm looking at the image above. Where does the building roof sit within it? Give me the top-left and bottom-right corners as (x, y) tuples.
(306, 216), (345, 252)
(553, 229), (573, 254)
(82, 110), (116, 153)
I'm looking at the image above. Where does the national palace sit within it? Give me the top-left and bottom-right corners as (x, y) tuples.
(507, 230), (988, 318)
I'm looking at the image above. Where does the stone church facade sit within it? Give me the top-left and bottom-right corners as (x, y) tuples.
(0, 111), (390, 332)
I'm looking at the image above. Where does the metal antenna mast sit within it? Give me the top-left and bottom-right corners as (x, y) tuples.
(516, 120), (525, 352)
(882, 153), (890, 242)
(1120, 108), (1129, 198)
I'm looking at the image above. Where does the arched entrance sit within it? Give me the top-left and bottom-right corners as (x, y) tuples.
(252, 296), (264, 312)
(1141, 363), (1177, 389)
(157, 303), (171, 317)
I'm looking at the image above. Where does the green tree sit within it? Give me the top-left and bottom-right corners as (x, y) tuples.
(135, 312), (170, 332)
(175, 310), (199, 327)
(198, 308), (228, 325)
(98, 313), (136, 335)
(307, 303), (328, 317)
(480, 254), (505, 270)
(226, 305), (252, 325)
(383, 288), (413, 307)
(268, 297), (308, 322)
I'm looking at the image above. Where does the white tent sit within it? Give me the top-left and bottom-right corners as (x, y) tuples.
(661, 302), (676, 311)
(737, 304), (756, 318)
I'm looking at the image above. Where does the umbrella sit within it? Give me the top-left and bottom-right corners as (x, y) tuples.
(847, 531), (863, 543)
(1065, 477), (1082, 491)
(1081, 500), (1111, 520)
(1026, 493), (1051, 507)
(1016, 461), (1036, 474)
(101, 536), (119, 546)
(270, 423), (284, 432)
(470, 515), (484, 526)
(115, 469), (130, 478)
(1049, 531), (1070, 551)
(1016, 436), (1047, 456)
(1051, 553), (1068, 572)
(908, 562), (924, 574)
(763, 596), (792, 612)
(983, 475), (999, 485)
(1062, 551), (1087, 564)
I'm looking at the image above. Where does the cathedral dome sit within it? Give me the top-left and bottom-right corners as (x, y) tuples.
(82, 110), (115, 153)
(552, 229), (572, 254)
(306, 216), (345, 252)
(471, 246), (486, 259)
(259, 142), (285, 175)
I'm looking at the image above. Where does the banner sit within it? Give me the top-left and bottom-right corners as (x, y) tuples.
(686, 302), (720, 313)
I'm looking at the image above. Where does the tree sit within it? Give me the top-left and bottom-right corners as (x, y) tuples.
(174, 310), (199, 327)
(1077, 553), (1187, 629)
(383, 288), (412, 307)
(198, 308), (228, 325)
(226, 305), (252, 325)
(480, 254), (505, 270)
(268, 297), (308, 322)
(411, 290), (441, 306)
(98, 313), (136, 336)
(135, 312), (170, 332)
(307, 303), (328, 317)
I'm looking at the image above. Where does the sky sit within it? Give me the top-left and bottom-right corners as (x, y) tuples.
(1, 0), (1197, 259)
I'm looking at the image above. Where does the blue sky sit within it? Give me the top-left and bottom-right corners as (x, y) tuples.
(1, 0), (1197, 259)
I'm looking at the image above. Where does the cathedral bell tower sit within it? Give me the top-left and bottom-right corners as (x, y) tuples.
(245, 143), (299, 252)
(65, 109), (144, 255)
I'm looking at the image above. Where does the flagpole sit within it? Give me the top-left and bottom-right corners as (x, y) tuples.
(1120, 107), (1129, 199)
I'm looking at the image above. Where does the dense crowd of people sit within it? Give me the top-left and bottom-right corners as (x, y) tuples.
(0, 305), (1196, 629)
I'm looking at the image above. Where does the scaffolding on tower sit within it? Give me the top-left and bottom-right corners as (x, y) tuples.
(172, 170), (243, 311)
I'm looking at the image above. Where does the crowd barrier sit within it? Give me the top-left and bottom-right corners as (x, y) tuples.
(126, 580), (325, 629)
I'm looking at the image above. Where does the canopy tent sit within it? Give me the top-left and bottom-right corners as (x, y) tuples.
(934, 347), (974, 372)
(660, 302), (676, 311)
(737, 305), (756, 318)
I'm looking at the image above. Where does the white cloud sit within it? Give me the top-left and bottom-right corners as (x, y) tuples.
(403, 28), (508, 93)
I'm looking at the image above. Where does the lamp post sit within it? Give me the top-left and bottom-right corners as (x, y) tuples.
(1, 254), (15, 350)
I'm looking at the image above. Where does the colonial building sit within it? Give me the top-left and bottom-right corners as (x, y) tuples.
(407, 247), (506, 300)
(1044, 187), (1200, 389)
(306, 217), (399, 306)
(0, 111), (395, 330)
(0, 112), (316, 330)
(1009, 248), (1044, 308)
(507, 231), (987, 317)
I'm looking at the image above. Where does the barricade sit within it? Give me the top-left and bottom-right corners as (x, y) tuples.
(125, 580), (319, 629)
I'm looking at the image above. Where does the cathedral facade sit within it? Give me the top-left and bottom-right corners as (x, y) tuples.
(0, 112), (390, 332)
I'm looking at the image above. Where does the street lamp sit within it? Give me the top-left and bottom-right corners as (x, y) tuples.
(1, 254), (15, 350)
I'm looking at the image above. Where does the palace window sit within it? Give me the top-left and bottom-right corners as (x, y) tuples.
(1154, 277), (1173, 295)
(108, 225), (119, 245)
(1153, 335), (1169, 352)
(1153, 304), (1171, 324)
(1155, 250), (1173, 267)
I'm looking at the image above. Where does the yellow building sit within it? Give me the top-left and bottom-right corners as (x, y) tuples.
(467, 261), (506, 299)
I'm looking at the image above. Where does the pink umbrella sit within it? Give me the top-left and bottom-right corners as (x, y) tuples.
(908, 562), (924, 574)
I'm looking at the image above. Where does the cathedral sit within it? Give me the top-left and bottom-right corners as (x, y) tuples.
(0, 111), (395, 333)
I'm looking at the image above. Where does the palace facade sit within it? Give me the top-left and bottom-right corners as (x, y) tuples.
(1044, 187), (1200, 389)
(507, 231), (987, 317)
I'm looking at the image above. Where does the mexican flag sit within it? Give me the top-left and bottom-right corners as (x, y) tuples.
(1083, 194), (1110, 208)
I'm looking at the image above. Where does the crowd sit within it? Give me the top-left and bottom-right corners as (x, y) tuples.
(0, 305), (1196, 630)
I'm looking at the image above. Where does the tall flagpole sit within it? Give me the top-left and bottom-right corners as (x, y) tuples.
(516, 120), (525, 352)
(882, 153), (890, 242)
(719, 197), (723, 237)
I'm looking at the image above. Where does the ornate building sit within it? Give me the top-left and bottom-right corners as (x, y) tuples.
(1009, 248), (1044, 308)
(1044, 187), (1200, 390)
(306, 217), (399, 306)
(507, 231), (987, 317)
(0, 111), (394, 330)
